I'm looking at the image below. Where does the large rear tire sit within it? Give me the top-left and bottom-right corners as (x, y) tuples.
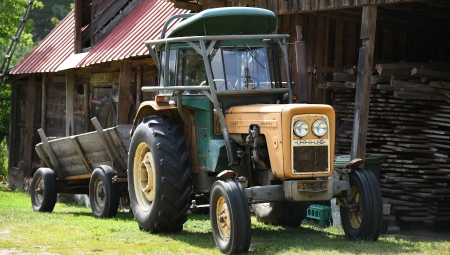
(340, 168), (383, 240)
(31, 168), (57, 212)
(252, 201), (309, 227)
(210, 178), (251, 254)
(89, 165), (120, 218)
(128, 115), (192, 232)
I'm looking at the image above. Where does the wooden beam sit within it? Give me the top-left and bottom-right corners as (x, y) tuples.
(41, 74), (48, 133)
(91, 118), (126, 172)
(66, 70), (74, 136)
(84, 83), (90, 132)
(37, 129), (65, 180)
(117, 61), (132, 124)
(70, 137), (94, 173)
(23, 75), (36, 178)
(8, 84), (18, 180)
(74, 0), (82, 53)
(351, 5), (377, 160)
(136, 65), (142, 109)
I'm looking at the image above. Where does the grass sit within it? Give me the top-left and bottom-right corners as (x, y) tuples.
(1, 184), (449, 255)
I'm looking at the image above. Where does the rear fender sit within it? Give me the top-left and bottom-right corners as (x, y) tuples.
(131, 101), (178, 136)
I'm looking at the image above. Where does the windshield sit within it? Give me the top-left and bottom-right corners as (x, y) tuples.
(177, 45), (281, 91)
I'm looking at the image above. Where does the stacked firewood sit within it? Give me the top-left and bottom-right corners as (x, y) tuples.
(322, 62), (450, 224)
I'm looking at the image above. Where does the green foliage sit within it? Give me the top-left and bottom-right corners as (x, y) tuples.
(32, 0), (73, 41)
(0, 137), (8, 180)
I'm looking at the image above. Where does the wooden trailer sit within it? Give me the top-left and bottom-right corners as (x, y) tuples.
(31, 117), (131, 218)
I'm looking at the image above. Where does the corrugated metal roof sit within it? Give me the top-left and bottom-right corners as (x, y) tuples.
(10, 11), (75, 74)
(11, 0), (189, 74)
(78, 0), (189, 67)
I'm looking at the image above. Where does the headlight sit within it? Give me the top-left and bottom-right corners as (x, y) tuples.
(312, 119), (328, 137)
(294, 120), (309, 137)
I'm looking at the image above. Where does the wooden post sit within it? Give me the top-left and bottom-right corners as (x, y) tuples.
(66, 69), (74, 136)
(74, 0), (82, 53)
(8, 83), (18, 181)
(37, 129), (65, 179)
(136, 65), (142, 110)
(117, 61), (132, 124)
(84, 83), (90, 132)
(41, 74), (47, 133)
(23, 74), (36, 178)
(351, 5), (377, 160)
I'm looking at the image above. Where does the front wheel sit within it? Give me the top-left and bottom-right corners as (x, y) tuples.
(31, 168), (57, 212)
(128, 115), (192, 232)
(89, 165), (119, 218)
(210, 178), (251, 254)
(340, 168), (383, 240)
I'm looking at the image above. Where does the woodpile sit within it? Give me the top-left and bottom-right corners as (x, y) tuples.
(323, 62), (450, 224)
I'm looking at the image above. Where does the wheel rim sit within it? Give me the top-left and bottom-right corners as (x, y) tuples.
(216, 196), (230, 241)
(94, 178), (106, 210)
(133, 142), (155, 212)
(348, 185), (362, 229)
(34, 175), (44, 206)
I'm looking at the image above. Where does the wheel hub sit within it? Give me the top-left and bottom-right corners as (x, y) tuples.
(34, 176), (44, 205)
(133, 142), (154, 211)
(94, 179), (106, 210)
(347, 186), (362, 229)
(216, 196), (230, 241)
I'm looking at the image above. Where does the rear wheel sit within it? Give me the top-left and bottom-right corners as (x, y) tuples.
(340, 168), (382, 240)
(210, 178), (251, 254)
(252, 201), (309, 227)
(89, 165), (119, 218)
(31, 168), (57, 212)
(128, 116), (192, 232)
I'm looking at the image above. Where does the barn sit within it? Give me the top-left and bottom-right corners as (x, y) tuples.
(6, 0), (450, 225)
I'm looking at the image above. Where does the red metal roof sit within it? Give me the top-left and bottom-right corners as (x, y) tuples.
(11, 0), (189, 74)
(10, 11), (75, 74)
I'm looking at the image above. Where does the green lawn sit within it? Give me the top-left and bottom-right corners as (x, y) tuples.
(1, 184), (449, 254)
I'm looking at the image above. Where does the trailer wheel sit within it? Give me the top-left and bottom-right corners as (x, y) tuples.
(210, 178), (251, 254)
(340, 168), (382, 240)
(252, 201), (309, 227)
(128, 115), (192, 232)
(31, 168), (57, 212)
(89, 165), (119, 218)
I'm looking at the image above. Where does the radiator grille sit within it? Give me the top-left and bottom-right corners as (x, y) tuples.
(293, 146), (329, 173)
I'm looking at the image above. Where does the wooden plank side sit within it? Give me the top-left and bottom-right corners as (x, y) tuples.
(70, 137), (94, 173)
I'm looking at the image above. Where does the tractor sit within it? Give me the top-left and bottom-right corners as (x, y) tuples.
(127, 7), (382, 254)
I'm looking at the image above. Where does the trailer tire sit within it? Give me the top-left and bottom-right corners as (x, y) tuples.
(89, 165), (120, 218)
(31, 168), (57, 212)
(252, 201), (309, 227)
(128, 115), (192, 232)
(210, 178), (251, 254)
(340, 168), (383, 241)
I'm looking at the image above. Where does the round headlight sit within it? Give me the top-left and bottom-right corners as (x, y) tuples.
(312, 119), (328, 137)
(294, 120), (309, 137)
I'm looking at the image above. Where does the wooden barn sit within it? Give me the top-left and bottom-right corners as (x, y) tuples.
(6, 0), (450, 224)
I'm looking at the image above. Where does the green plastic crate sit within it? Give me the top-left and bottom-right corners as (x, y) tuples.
(307, 204), (332, 227)
(334, 154), (384, 180)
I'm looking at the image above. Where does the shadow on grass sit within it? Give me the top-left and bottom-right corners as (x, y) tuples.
(156, 214), (429, 254)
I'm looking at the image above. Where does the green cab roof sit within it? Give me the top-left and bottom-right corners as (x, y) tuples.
(165, 7), (277, 38)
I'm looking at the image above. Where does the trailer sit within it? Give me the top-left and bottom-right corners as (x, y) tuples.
(31, 117), (131, 218)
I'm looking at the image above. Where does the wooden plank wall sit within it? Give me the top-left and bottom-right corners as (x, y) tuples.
(277, 10), (450, 104)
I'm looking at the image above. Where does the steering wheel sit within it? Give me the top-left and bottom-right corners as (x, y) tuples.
(216, 79), (236, 91)
(232, 75), (259, 90)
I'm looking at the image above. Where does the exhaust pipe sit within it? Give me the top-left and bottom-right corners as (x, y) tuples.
(295, 25), (309, 103)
